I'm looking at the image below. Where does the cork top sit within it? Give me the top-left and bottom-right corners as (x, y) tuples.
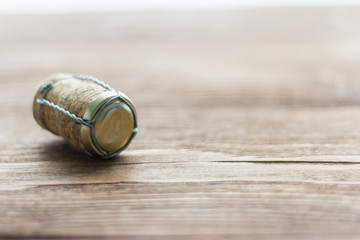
(81, 91), (137, 157)
(95, 101), (134, 153)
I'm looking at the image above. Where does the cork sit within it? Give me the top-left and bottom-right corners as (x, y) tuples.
(33, 73), (137, 158)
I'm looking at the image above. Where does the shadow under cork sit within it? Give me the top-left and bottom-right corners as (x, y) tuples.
(37, 139), (126, 178)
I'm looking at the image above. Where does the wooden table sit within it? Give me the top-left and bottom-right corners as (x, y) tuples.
(1, 7), (360, 239)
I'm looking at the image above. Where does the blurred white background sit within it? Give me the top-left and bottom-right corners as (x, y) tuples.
(1, 0), (360, 14)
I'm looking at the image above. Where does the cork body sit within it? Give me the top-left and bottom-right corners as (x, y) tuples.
(33, 73), (137, 157)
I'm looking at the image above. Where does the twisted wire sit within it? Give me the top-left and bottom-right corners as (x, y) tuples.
(36, 98), (90, 126)
(37, 74), (114, 124)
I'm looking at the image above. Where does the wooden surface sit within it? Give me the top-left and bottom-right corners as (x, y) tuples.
(1, 7), (360, 239)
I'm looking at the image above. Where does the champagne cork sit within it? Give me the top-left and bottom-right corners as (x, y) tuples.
(33, 73), (138, 158)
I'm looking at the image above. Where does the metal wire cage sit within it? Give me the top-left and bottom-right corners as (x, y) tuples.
(36, 74), (138, 158)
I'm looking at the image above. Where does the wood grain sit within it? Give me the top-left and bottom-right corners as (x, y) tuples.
(1, 7), (360, 239)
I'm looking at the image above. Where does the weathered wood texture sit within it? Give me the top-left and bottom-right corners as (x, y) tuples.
(1, 7), (360, 240)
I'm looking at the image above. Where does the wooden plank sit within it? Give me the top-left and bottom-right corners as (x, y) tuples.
(1, 7), (360, 239)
